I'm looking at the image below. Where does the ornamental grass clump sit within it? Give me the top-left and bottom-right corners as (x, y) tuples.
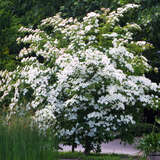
(0, 3), (160, 154)
(0, 117), (58, 160)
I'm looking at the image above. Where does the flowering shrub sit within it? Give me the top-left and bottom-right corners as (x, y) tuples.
(0, 4), (160, 154)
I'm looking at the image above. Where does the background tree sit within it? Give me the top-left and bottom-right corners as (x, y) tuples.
(0, 0), (64, 71)
(0, 0), (20, 71)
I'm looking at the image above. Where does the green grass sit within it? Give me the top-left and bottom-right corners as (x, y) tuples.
(0, 117), (58, 160)
(58, 152), (143, 160)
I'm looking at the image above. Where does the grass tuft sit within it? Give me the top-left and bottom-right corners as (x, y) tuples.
(0, 117), (58, 160)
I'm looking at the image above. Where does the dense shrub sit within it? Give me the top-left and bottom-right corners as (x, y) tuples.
(1, 4), (160, 154)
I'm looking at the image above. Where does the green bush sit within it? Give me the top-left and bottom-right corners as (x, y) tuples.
(138, 132), (160, 156)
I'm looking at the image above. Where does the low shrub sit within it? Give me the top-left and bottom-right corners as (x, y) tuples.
(138, 132), (160, 157)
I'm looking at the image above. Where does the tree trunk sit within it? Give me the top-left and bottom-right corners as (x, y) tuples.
(84, 136), (91, 155)
(72, 144), (75, 152)
(84, 147), (90, 155)
(72, 134), (76, 152)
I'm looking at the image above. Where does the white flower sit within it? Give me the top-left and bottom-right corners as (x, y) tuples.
(85, 25), (92, 32)
(102, 32), (118, 38)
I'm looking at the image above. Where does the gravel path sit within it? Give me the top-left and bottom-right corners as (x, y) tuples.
(59, 139), (142, 156)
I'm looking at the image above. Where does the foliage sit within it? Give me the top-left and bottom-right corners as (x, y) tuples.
(134, 1), (160, 84)
(11, 0), (64, 26)
(60, 0), (115, 19)
(0, 0), (21, 71)
(0, 0), (64, 71)
(0, 4), (160, 154)
(118, 0), (160, 84)
(127, 123), (154, 137)
(138, 132), (160, 156)
(0, 117), (58, 160)
(60, 0), (151, 19)
(137, 2), (160, 48)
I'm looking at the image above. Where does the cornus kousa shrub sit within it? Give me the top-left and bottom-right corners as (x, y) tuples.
(0, 4), (160, 154)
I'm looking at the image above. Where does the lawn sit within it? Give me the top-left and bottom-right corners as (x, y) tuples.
(58, 152), (144, 160)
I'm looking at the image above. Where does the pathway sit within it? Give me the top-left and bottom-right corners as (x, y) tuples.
(59, 139), (142, 156)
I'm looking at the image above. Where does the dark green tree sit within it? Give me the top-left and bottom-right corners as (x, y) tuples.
(0, 0), (64, 71)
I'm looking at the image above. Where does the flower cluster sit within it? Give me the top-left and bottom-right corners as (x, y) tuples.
(0, 3), (160, 153)
(107, 4), (139, 26)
